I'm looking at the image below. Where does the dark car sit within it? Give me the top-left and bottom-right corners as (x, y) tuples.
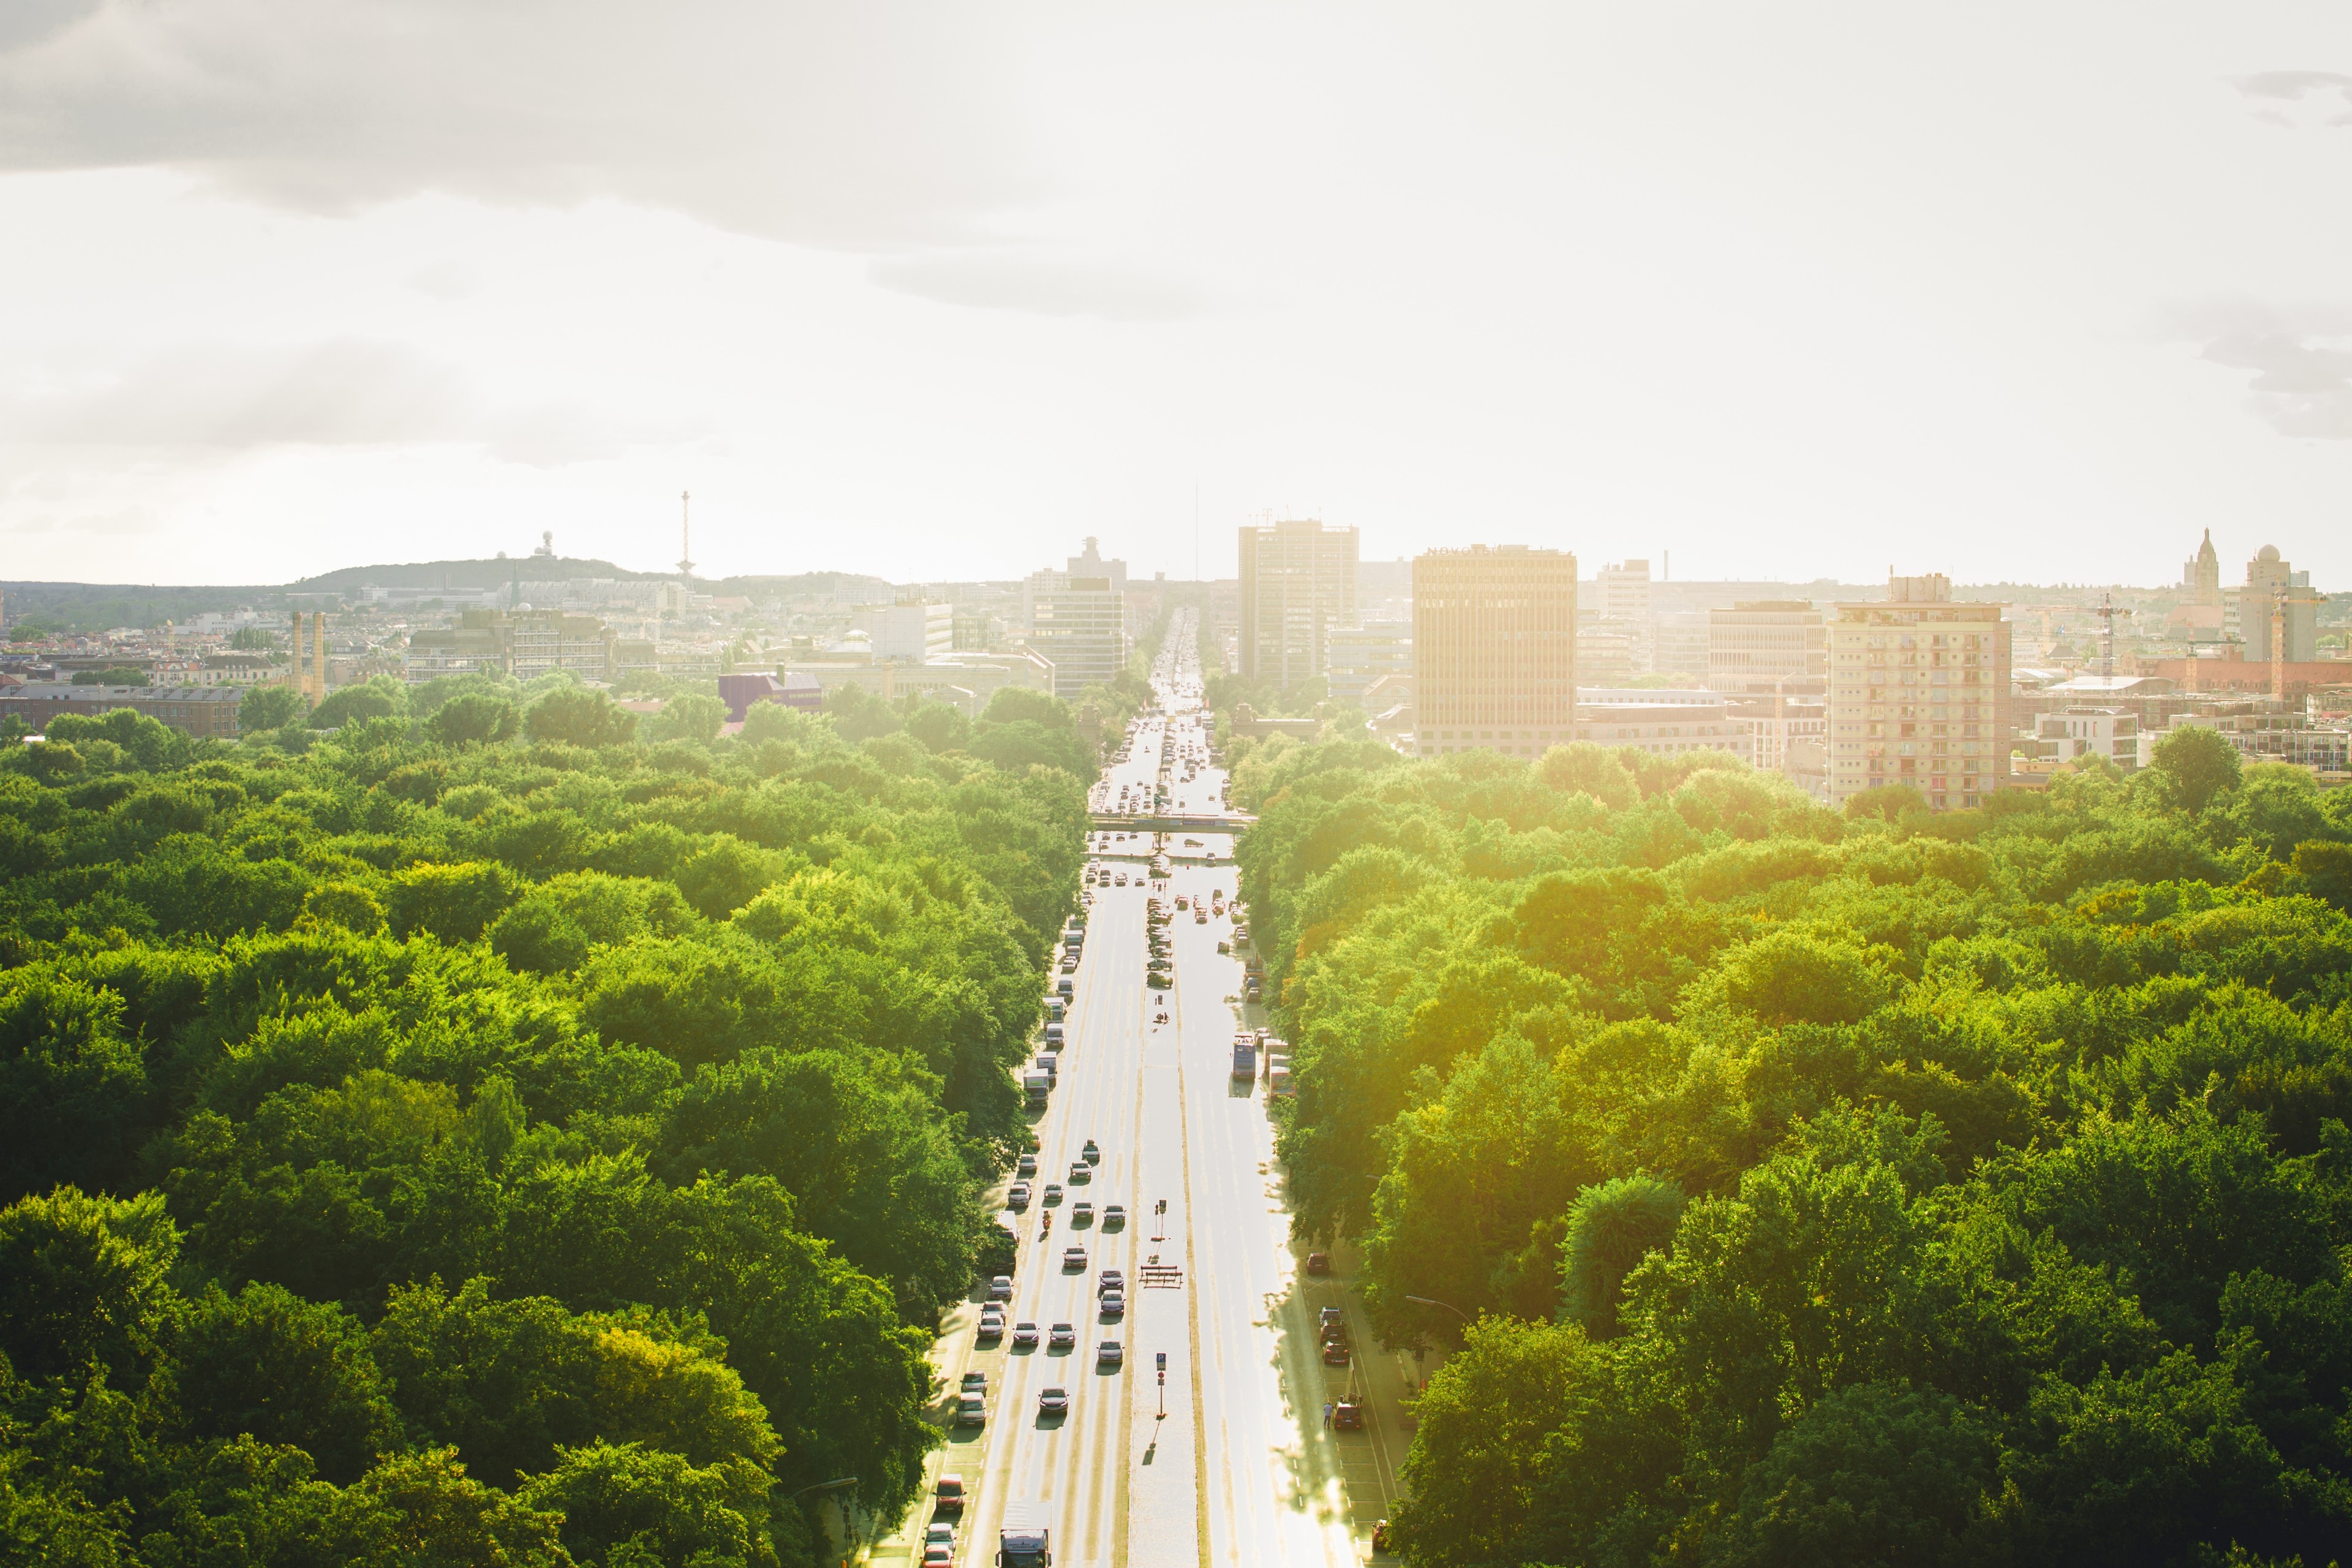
(1322, 1340), (1351, 1366)
(1332, 1399), (1365, 1431)
(1305, 1252), (1332, 1275)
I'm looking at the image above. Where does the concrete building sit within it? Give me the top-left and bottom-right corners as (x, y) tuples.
(2240, 545), (2323, 665)
(1708, 601), (1828, 692)
(1597, 559), (1651, 622)
(1728, 692), (1831, 801)
(2027, 708), (2141, 773)
(1574, 695), (1736, 757)
(852, 601), (952, 663)
(1826, 571), (2011, 810)
(1238, 518), (1358, 687)
(1575, 628), (1636, 686)
(1325, 622), (1412, 704)
(403, 609), (652, 684)
(1653, 612), (1712, 681)
(1412, 544), (1577, 757)
(786, 654), (1053, 715)
(0, 684), (246, 740)
(1027, 577), (1128, 697)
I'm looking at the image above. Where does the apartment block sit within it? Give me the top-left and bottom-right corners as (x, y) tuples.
(1708, 601), (1828, 692)
(1238, 519), (1358, 687)
(403, 609), (652, 684)
(1826, 572), (2011, 810)
(1412, 544), (1577, 757)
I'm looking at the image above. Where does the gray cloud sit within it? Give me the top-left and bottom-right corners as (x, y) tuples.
(2231, 70), (2352, 127)
(2154, 298), (2352, 439)
(868, 254), (1205, 322)
(10, 339), (687, 465)
(0, 0), (1038, 247)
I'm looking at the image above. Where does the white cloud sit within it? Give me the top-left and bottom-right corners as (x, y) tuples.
(868, 254), (1205, 322)
(2154, 298), (2352, 439)
(7, 337), (689, 464)
(0, 0), (1038, 246)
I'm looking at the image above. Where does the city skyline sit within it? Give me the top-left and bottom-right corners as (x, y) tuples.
(6, 4), (2352, 586)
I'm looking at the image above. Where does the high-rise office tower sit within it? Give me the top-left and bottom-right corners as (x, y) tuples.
(2241, 544), (2320, 663)
(1826, 571), (2010, 810)
(1411, 545), (1578, 758)
(1238, 518), (1357, 686)
(1028, 575), (1129, 697)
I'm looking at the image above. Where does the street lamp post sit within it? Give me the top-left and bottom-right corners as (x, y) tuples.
(1403, 1295), (1471, 1323)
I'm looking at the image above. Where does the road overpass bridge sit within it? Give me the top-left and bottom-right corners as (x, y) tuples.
(1088, 813), (1254, 834)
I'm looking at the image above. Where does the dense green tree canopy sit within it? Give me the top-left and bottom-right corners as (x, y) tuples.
(1234, 735), (2352, 1566)
(0, 675), (1093, 1565)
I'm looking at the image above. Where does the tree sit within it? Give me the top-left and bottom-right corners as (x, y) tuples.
(426, 691), (521, 748)
(0, 968), (151, 1203)
(649, 693), (725, 744)
(525, 687), (638, 748)
(903, 700), (971, 754)
(517, 1441), (767, 1568)
(70, 666), (150, 687)
(239, 684), (308, 734)
(1388, 1317), (1607, 1567)
(1559, 1174), (1686, 1337)
(1699, 1382), (2002, 1568)
(823, 682), (902, 743)
(328, 1448), (570, 1568)
(307, 676), (409, 730)
(387, 861), (521, 943)
(0, 1187), (182, 1385)
(176, 1281), (401, 1484)
(2147, 725), (2242, 815)
(15, 740), (84, 782)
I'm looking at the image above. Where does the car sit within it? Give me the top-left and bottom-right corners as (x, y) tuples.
(955, 1395), (986, 1426)
(1038, 1385), (1069, 1415)
(1071, 1200), (1095, 1223)
(1068, 1162), (1089, 1183)
(1012, 1321), (1039, 1348)
(1062, 1246), (1087, 1270)
(1042, 1183), (1063, 1204)
(1082, 1139), (1101, 1163)
(1097, 1341), (1125, 1366)
(1017, 1153), (1037, 1177)
(1115, 873), (1128, 886)
(1049, 1322), (1076, 1349)
(1332, 1399), (1365, 1431)
(924, 1523), (956, 1549)
(933, 1474), (965, 1513)
(1007, 1183), (1031, 1210)
(1099, 1292), (1125, 1318)
(1102, 1204), (1126, 1228)
(1305, 1252), (1332, 1275)
(1322, 1340), (1351, 1366)
(961, 1371), (986, 1394)
(921, 1548), (952, 1568)
(1319, 1306), (1347, 1335)
(1098, 1268), (1125, 1295)
(976, 1314), (1003, 1339)
(988, 1276), (1013, 1302)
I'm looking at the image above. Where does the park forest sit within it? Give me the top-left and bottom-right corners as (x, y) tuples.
(1229, 725), (2352, 1568)
(0, 672), (1120, 1568)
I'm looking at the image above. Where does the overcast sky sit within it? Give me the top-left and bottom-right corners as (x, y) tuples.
(3, 2), (2350, 589)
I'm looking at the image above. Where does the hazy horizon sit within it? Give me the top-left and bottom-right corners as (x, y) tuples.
(5, 3), (2350, 590)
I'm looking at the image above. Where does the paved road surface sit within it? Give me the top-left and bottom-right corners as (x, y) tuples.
(865, 609), (1414, 1567)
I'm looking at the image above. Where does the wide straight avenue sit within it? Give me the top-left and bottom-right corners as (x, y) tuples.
(867, 609), (1411, 1566)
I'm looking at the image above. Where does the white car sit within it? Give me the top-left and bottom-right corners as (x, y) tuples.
(1097, 1341), (1125, 1366)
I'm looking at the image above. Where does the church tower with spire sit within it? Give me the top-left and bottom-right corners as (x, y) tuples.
(2180, 529), (2220, 606)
